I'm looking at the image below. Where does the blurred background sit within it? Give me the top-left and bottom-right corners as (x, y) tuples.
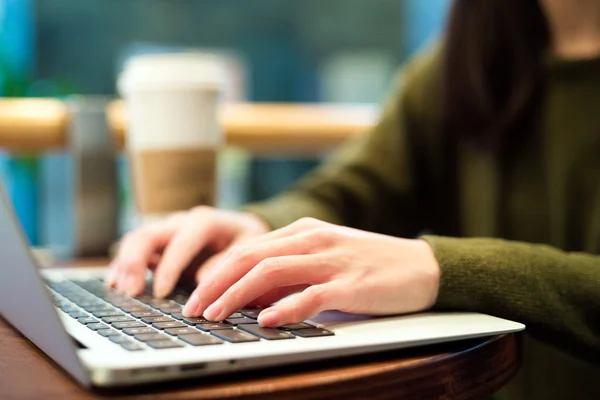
(0, 0), (449, 259)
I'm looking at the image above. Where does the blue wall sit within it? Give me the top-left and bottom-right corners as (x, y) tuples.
(402, 0), (450, 58)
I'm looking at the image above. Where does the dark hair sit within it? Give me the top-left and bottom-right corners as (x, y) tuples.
(442, 0), (551, 149)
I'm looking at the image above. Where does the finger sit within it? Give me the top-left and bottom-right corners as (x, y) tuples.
(193, 230), (268, 284)
(203, 255), (329, 321)
(239, 217), (324, 246)
(152, 210), (217, 298)
(182, 235), (315, 318)
(195, 252), (225, 284)
(258, 283), (343, 327)
(193, 234), (256, 284)
(192, 224), (311, 284)
(108, 250), (161, 287)
(147, 252), (162, 270)
(107, 214), (182, 288)
(247, 285), (308, 308)
(108, 221), (179, 296)
(106, 267), (119, 288)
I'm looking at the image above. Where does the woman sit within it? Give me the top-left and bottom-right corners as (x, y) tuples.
(109, 0), (600, 398)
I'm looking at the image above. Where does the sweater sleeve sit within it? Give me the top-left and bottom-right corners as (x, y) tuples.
(243, 48), (440, 235)
(423, 235), (600, 363)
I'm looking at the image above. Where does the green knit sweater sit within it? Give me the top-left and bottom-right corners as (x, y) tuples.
(244, 46), (600, 399)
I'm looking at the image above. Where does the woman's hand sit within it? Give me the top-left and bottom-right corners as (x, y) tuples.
(107, 207), (271, 298)
(182, 217), (441, 327)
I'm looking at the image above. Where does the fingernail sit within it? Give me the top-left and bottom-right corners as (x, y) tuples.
(183, 293), (200, 317)
(154, 284), (167, 299)
(106, 270), (117, 288)
(258, 310), (280, 327)
(204, 300), (223, 321)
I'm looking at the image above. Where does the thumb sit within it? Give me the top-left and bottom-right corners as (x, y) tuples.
(258, 283), (342, 327)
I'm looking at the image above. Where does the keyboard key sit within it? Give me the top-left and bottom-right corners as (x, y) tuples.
(228, 312), (244, 319)
(178, 334), (223, 346)
(53, 299), (66, 307)
(159, 306), (182, 314)
(279, 323), (314, 331)
(110, 302), (139, 310)
(135, 294), (154, 304)
(291, 328), (334, 338)
(68, 311), (88, 319)
(238, 325), (295, 340)
(211, 329), (260, 343)
(134, 333), (167, 342)
(121, 342), (144, 351)
(131, 311), (162, 319)
(152, 321), (188, 330)
(240, 309), (262, 319)
(78, 317), (98, 325)
(107, 298), (133, 307)
(67, 296), (89, 304)
(97, 293), (118, 300)
(141, 316), (174, 324)
(149, 299), (177, 309)
(196, 323), (234, 332)
(146, 340), (184, 350)
(110, 335), (133, 344)
(106, 295), (132, 303)
(113, 321), (146, 330)
(101, 316), (136, 324)
(87, 323), (109, 331)
(92, 310), (124, 318)
(83, 304), (111, 312)
(97, 329), (121, 337)
(120, 305), (151, 313)
(60, 305), (77, 313)
(170, 313), (184, 320)
(104, 295), (128, 305)
(225, 317), (259, 325)
(123, 327), (157, 336)
(77, 300), (102, 307)
(182, 317), (210, 325)
(165, 327), (198, 336)
(169, 294), (189, 305)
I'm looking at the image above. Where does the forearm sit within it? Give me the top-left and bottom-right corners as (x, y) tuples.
(423, 235), (600, 363)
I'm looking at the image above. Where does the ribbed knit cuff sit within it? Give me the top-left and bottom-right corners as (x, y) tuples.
(420, 235), (495, 312)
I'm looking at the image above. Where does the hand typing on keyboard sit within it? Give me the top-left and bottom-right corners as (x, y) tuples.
(109, 209), (441, 329)
(107, 207), (270, 297)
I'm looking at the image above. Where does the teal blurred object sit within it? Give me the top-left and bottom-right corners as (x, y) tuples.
(401, 0), (450, 58)
(250, 158), (320, 203)
(244, 26), (321, 202)
(247, 1), (452, 203)
(5, 156), (39, 245)
(0, 0), (38, 244)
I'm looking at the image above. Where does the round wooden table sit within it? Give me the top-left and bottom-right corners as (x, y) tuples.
(0, 313), (520, 400)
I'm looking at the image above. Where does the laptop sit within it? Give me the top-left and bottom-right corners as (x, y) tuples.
(0, 182), (525, 388)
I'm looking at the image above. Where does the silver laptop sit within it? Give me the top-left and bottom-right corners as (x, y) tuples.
(0, 182), (525, 388)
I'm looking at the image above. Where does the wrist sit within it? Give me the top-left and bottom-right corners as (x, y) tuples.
(417, 239), (441, 310)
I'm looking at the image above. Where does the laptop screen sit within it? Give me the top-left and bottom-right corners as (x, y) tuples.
(0, 180), (89, 385)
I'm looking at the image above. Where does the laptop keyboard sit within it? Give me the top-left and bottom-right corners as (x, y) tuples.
(47, 278), (333, 352)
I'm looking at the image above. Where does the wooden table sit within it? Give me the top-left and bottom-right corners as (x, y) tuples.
(0, 314), (520, 400)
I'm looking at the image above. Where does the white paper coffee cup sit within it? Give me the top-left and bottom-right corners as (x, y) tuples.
(118, 53), (226, 226)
